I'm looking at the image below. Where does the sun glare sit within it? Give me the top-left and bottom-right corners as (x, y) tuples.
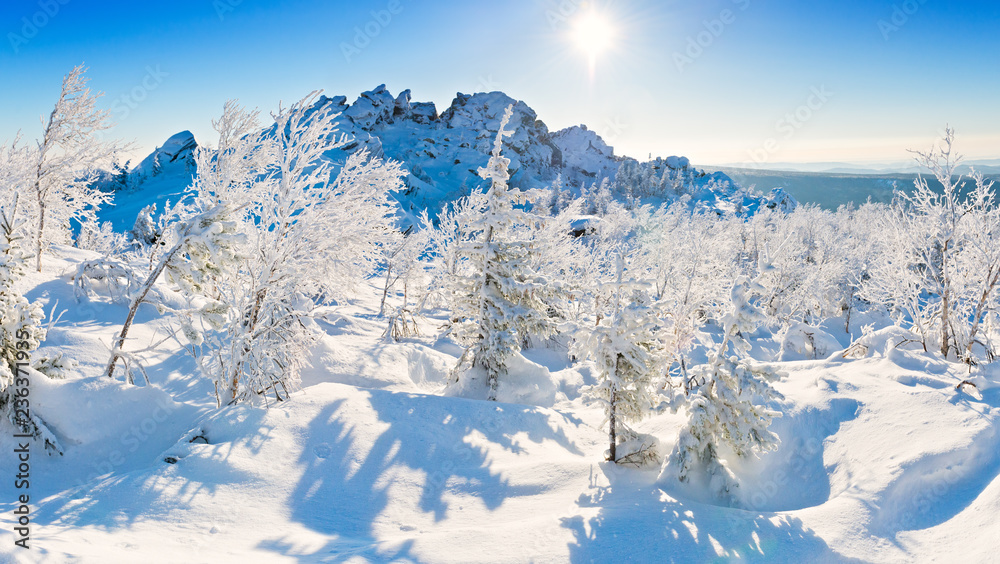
(572, 11), (616, 63)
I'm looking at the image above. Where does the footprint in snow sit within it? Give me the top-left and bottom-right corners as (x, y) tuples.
(314, 443), (333, 459)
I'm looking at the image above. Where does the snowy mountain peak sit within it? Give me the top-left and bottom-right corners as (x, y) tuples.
(303, 85), (624, 211)
(134, 130), (197, 178)
(118, 86), (783, 231)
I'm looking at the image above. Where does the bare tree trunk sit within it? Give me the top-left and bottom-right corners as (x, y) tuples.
(938, 239), (952, 358)
(845, 286), (855, 335)
(940, 290), (951, 358)
(35, 191), (45, 273)
(609, 355), (620, 463)
(608, 398), (617, 463)
(104, 242), (184, 379)
(487, 366), (498, 402)
(229, 285), (269, 403)
(966, 266), (1000, 361)
(379, 263), (392, 316)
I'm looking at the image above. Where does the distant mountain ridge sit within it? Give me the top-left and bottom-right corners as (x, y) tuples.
(716, 159), (1000, 176)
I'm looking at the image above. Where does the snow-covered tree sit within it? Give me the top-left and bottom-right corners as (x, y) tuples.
(203, 93), (404, 405)
(0, 202), (62, 454)
(574, 250), (665, 464)
(546, 174), (564, 215)
(556, 181), (575, 214)
(75, 219), (127, 255)
(130, 203), (161, 247)
(593, 178), (614, 216)
(380, 224), (430, 341)
(0, 139), (29, 208)
(741, 205), (858, 328)
(665, 277), (782, 501)
(23, 65), (127, 272)
(103, 100), (266, 382)
(951, 170), (1000, 361)
(445, 105), (560, 400)
(110, 158), (131, 191)
(637, 203), (735, 389)
(861, 129), (1000, 361)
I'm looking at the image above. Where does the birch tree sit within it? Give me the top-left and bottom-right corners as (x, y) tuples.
(24, 65), (126, 271)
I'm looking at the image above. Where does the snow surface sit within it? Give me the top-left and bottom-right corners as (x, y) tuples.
(2, 246), (999, 563)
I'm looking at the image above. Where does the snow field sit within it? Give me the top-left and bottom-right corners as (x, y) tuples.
(2, 248), (999, 562)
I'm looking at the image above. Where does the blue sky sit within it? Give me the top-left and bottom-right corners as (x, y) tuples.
(1, 0), (998, 167)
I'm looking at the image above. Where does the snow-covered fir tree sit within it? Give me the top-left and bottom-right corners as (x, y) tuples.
(0, 203), (62, 454)
(574, 249), (665, 465)
(130, 203), (161, 247)
(546, 174), (564, 215)
(665, 276), (782, 502)
(444, 105), (560, 401)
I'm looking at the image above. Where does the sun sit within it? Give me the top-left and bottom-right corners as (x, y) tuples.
(571, 11), (616, 63)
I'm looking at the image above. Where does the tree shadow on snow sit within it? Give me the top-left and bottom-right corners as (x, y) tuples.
(561, 465), (862, 564)
(260, 390), (583, 562)
(33, 407), (276, 530)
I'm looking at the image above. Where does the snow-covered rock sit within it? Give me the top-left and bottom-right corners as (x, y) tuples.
(133, 130), (197, 180)
(550, 125), (617, 180)
(765, 187), (799, 213)
(110, 86), (795, 232)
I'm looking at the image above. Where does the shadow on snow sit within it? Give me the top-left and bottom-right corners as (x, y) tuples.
(260, 388), (583, 562)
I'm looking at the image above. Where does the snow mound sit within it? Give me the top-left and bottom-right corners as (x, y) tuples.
(445, 353), (561, 406)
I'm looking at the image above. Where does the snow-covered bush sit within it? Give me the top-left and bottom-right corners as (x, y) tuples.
(104, 101), (266, 383)
(380, 225), (431, 341)
(73, 257), (145, 304)
(130, 203), (161, 246)
(637, 202), (735, 383)
(743, 205), (858, 327)
(76, 219), (128, 255)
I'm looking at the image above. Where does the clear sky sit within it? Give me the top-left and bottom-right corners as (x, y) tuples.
(1, 0), (998, 168)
